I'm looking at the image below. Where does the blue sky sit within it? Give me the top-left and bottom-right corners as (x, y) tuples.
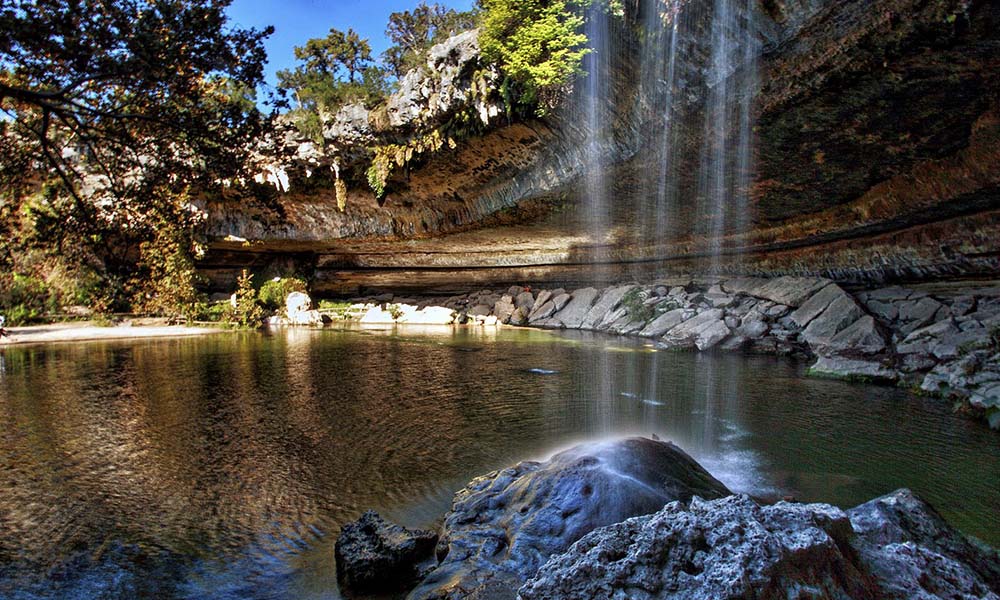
(226, 0), (476, 93)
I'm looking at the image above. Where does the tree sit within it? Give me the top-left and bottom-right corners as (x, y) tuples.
(478, 0), (607, 113)
(0, 0), (272, 205)
(277, 27), (384, 117)
(295, 27), (372, 83)
(0, 0), (273, 314)
(383, 2), (478, 79)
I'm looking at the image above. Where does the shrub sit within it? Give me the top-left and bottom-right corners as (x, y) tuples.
(128, 221), (206, 321)
(224, 270), (265, 329)
(0, 273), (57, 325)
(258, 277), (309, 311)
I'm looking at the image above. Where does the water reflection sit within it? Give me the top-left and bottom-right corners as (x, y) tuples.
(0, 327), (997, 599)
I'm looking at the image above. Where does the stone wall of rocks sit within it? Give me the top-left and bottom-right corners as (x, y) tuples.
(339, 278), (1000, 427)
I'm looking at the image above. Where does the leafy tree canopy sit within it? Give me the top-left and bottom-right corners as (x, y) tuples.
(0, 0), (273, 202)
(383, 2), (478, 79)
(478, 0), (621, 113)
(276, 26), (390, 134)
(0, 0), (273, 316)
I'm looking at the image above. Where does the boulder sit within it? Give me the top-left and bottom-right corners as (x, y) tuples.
(728, 276), (829, 308)
(493, 295), (515, 323)
(515, 291), (535, 313)
(407, 438), (731, 600)
(826, 315), (887, 355)
(285, 291), (311, 314)
(951, 295), (978, 317)
(899, 297), (945, 334)
(520, 495), (872, 600)
(521, 489), (1000, 600)
(360, 305), (397, 324)
(528, 301), (557, 324)
(551, 293), (571, 312)
(847, 489), (1000, 599)
(398, 306), (455, 325)
(528, 290), (554, 320)
(638, 308), (689, 338)
(580, 286), (636, 330)
(335, 510), (438, 596)
(800, 295), (864, 350)
(737, 316), (769, 339)
(661, 309), (725, 349)
(810, 356), (897, 381)
(551, 288), (600, 329)
(467, 304), (492, 317)
(789, 283), (843, 328)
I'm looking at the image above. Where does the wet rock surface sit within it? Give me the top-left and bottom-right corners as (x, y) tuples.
(406, 438), (731, 600)
(519, 489), (1000, 600)
(335, 510), (438, 596)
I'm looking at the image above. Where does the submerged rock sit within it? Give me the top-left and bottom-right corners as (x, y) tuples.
(521, 490), (1000, 600)
(335, 510), (438, 595)
(407, 438), (730, 600)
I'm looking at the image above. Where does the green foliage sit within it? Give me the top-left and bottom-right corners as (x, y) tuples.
(0, 0), (272, 322)
(477, 0), (624, 114)
(258, 277), (308, 311)
(277, 27), (389, 122)
(388, 304), (405, 320)
(383, 2), (478, 78)
(0, 273), (56, 325)
(478, 0), (590, 113)
(223, 269), (265, 329)
(196, 301), (230, 323)
(366, 129), (456, 197)
(128, 204), (206, 321)
(621, 287), (654, 322)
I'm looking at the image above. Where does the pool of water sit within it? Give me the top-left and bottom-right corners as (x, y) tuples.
(1, 326), (997, 599)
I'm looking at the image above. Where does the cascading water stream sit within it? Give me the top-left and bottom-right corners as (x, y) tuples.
(600, 0), (760, 439)
(577, 4), (617, 432)
(696, 0), (759, 275)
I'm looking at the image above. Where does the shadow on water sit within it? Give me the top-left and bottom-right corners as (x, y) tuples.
(0, 326), (997, 599)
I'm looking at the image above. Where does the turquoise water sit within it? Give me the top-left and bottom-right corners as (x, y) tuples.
(0, 326), (997, 599)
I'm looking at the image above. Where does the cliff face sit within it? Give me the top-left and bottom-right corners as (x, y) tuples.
(201, 0), (1000, 295)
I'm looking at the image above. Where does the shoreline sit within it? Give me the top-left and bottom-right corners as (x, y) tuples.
(0, 321), (229, 347)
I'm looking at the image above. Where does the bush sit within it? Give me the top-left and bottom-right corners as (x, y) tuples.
(0, 273), (57, 325)
(258, 277), (309, 311)
(128, 220), (206, 321)
(224, 270), (265, 329)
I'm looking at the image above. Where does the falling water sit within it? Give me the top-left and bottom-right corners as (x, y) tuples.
(581, 4), (617, 431)
(637, 0), (682, 252)
(583, 4), (611, 280)
(697, 0), (759, 275)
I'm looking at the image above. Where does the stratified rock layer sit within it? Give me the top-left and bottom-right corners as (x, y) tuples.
(200, 0), (1000, 292)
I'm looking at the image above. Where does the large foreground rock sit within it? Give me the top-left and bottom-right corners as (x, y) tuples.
(520, 490), (1000, 600)
(407, 438), (731, 600)
(335, 510), (438, 595)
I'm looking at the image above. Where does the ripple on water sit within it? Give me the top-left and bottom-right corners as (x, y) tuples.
(0, 328), (997, 600)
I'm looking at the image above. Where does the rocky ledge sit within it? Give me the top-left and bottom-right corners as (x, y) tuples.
(335, 438), (1000, 600)
(338, 277), (1000, 428)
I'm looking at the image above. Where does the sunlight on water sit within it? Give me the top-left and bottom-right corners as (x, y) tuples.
(1, 327), (998, 599)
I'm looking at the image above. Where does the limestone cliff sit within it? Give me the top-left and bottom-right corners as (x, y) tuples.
(201, 0), (1000, 295)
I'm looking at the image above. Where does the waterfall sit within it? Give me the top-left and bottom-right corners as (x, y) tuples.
(583, 4), (611, 282)
(696, 0), (759, 274)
